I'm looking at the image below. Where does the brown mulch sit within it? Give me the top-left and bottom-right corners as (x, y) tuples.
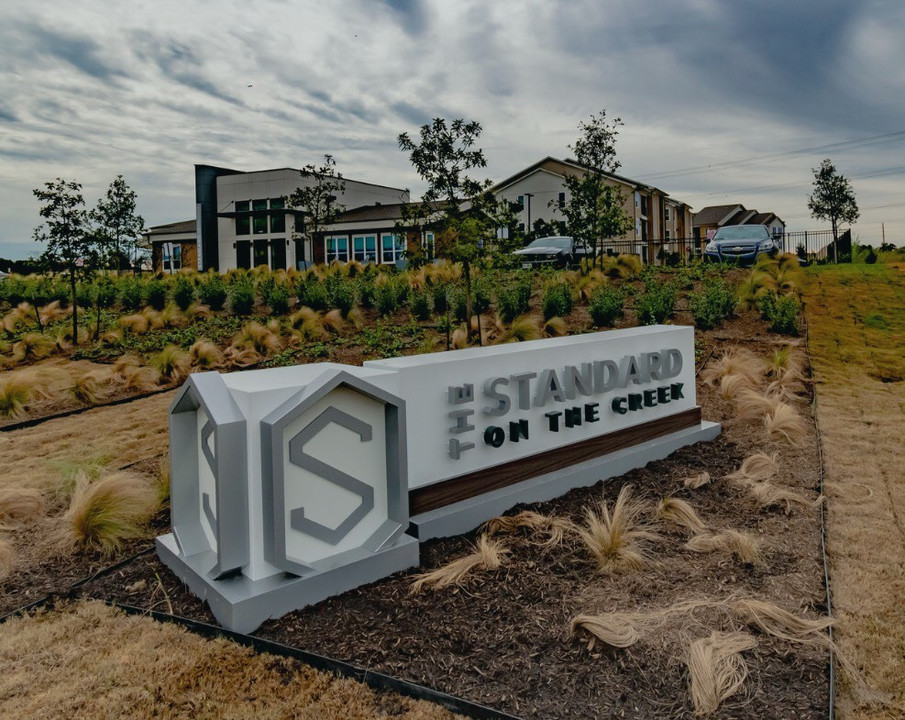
(62, 315), (829, 719)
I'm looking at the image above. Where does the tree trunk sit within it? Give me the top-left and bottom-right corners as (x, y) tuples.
(831, 218), (838, 264)
(33, 303), (43, 334)
(463, 259), (473, 344)
(70, 271), (78, 346)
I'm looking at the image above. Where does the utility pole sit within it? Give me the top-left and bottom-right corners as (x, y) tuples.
(882, 222), (886, 246)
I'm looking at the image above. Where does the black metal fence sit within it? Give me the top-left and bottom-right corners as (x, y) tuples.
(583, 228), (851, 266)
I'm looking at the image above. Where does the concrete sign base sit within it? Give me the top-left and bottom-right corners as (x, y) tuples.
(157, 532), (419, 634)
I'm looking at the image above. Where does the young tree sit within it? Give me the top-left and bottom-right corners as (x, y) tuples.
(558, 110), (632, 267)
(287, 155), (346, 265)
(808, 158), (859, 262)
(398, 118), (499, 341)
(92, 175), (145, 274)
(33, 178), (97, 344)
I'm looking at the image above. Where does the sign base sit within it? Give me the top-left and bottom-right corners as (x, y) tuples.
(408, 420), (721, 540)
(156, 533), (419, 633)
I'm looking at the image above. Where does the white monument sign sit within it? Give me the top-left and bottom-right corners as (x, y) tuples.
(158, 326), (719, 632)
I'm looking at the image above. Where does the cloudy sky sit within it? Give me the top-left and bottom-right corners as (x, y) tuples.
(2, 0), (904, 259)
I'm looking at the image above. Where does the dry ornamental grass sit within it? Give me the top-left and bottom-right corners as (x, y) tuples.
(577, 485), (659, 573)
(483, 510), (576, 548)
(410, 535), (508, 592)
(683, 471), (712, 489)
(656, 497), (709, 535)
(686, 631), (757, 716)
(725, 452), (779, 486)
(571, 612), (640, 649)
(685, 530), (762, 565)
(62, 471), (159, 556)
(764, 402), (808, 446)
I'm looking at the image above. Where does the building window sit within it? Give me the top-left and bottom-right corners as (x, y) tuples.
(381, 233), (405, 264)
(253, 239), (269, 267)
(162, 243), (181, 272)
(253, 215), (267, 234)
(252, 198), (267, 211)
(236, 216), (250, 235)
(236, 200), (250, 212)
(665, 207), (671, 221)
(423, 232), (435, 259)
(326, 236), (349, 263)
(558, 192), (566, 209)
(517, 195), (525, 210)
(270, 213), (285, 233)
(634, 191), (640, 209)
(352, 235), (377, 263)
(665, 230), (671, 240)
(270, 197), (285, 209)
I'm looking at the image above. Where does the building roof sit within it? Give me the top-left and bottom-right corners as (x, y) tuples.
(145, 219), (196, 236)
(334, 201), (443, 224)
(745, 212), (784, 226)
(491, 156), (660, 195)
(693, 204), (746, 227)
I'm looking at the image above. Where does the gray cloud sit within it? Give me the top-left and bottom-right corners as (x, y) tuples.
(0, 0), (902, 255)
(380, 0), (430, 35)
(23, 23), (128, 82)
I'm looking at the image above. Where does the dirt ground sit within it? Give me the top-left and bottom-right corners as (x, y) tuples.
(802, 263), (905, 720)
(65, 314), (831, 720)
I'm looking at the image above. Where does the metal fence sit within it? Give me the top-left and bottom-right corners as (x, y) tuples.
(584, 228), (851, 266)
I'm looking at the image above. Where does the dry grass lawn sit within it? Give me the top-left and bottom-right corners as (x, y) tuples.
(0, 389), (173, 497)
(0, 601), (460, 720)
(803, 262), (905, 719)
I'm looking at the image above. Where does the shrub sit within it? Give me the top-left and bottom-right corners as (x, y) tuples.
(409, 289), (433, 320)
(75, 282), (95, 308)
(325, 274), (356, 316)
(63, 471), (158, 555)
(431, 283), (451, 314)
(768, 294), (800, 335)
(689, 278), (737, 330)
(356, 277), (376, 309)
(541, 281), (573, 320)
(263, 282), (290, 314)
(495, 278), (533, 323)
(94, 278), (118, 309)
(636, 281), (677, 325)
(589, 285), (624, 327)
(296, 277), (329, 311)
(375, 275), (406, 316)
(145, 279), (168, 311)
(228, 279), (256, 315)
(197, 273), (227, 311)
(119, 278), (144, 311)
(472, 276), (492, 315)
(172, 275), (196, 311)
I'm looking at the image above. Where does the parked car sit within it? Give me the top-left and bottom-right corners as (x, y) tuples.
(512, 236), (587, 268)
(704, 225), (780, 265)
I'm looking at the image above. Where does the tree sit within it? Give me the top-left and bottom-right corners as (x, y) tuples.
(558, 110), (632, 267)
(398, 118), (499, 342)
(287, 155), (346, 265)
(92, 175), (145, 274)
(808, 158), (859, 262)
(33, 178), (97, 344)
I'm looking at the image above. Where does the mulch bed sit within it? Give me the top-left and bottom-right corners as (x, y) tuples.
(65, 316), (829, 719)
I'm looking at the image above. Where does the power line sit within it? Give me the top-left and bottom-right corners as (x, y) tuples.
(642, 130), (905, 182)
